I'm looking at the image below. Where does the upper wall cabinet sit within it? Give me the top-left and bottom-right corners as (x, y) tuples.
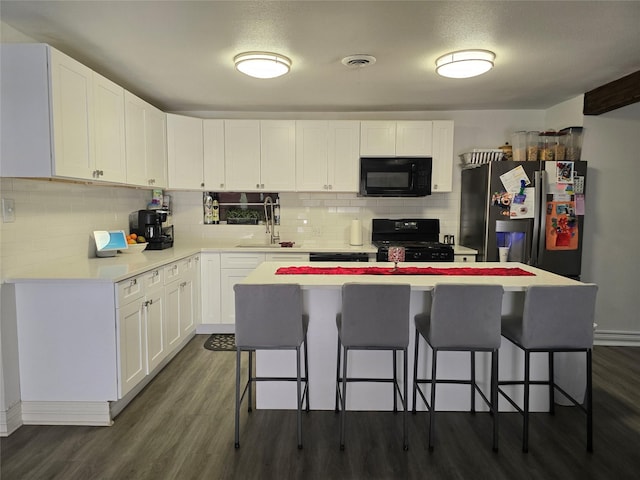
(224, 120), (296, 192)
(1, 44), (127, 183)
(431, 120), (454, 193)
(296, 120), (360, 192)
(125, 91), (167, 188)
(360, 120), (453, 192)
(203, 119), (225, 190)
(167, 114), (205, 190)
(360, 121), (433, 157)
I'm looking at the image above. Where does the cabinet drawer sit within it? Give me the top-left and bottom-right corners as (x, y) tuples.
(117, 275), (144, 307)
(163, 261), (182, 284)
(265, 253), (310, 262)
(221, 253), (266, 269)
(143, 268), (164, 289)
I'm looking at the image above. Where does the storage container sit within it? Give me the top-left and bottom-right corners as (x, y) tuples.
(511, 131), (527, 161)
(526, 131), (540, 161)
(560, 126), (583, 160)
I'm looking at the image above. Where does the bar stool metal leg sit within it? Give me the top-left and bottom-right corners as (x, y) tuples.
(403, 347), (409, 451)
(549, 352), (555, 415)
(393, 351), (398, 413)
(429, 348), (438, 451)
(587, 349), (593, 452)
(296, 345), (303, 449)
(471, 351), (476, 414)
(523, 351), (530, 453)
(340, 345), (348, 451)
(412, 330), (419, 414)
(235, 348), (242, 449)
(492, 349), (499, 452)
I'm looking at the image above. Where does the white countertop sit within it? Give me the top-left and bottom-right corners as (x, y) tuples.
(2, 241), (477, 283)
(240, 261), (583, 291)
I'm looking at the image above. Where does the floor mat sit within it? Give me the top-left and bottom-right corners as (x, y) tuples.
(204, 333), (236, 351)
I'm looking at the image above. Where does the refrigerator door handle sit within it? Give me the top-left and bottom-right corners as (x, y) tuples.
(535, 169), (548, 265)
(531, 170), (542, 265)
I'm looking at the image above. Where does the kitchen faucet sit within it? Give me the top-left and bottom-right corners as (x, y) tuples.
(263, 196), (280, 244)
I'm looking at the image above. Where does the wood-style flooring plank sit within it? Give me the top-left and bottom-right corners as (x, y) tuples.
(1, 338), (639, 479)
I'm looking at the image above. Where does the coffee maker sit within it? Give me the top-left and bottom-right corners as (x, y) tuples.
(129, 210), (174, 250)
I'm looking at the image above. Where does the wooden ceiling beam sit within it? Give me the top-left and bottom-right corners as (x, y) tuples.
(583, 70), (640, 115)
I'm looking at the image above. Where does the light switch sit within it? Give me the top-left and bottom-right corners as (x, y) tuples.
(2, 198), (15, 223)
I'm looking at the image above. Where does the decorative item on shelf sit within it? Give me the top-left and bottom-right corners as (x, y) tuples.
(498, 142), (513, 161)
(388, 246), (406, 271)
(226, 208), (262, 224)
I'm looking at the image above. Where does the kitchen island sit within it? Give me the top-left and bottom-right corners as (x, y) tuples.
(240, 261), (586, 413)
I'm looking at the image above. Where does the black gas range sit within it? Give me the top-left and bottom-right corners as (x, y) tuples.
(372, 218), (454, 262)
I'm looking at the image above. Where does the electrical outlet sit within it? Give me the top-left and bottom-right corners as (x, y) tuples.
(2, 198), (15, 223)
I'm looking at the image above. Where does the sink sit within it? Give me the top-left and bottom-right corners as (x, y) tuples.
(235, 243), (302, 249)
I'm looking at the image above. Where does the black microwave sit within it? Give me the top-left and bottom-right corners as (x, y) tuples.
(359, 157), (432, 197)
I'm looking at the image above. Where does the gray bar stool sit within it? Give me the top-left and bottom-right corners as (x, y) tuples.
(234, 284), (309, 450)
(499, 284), (598, 453)
(412, 283), (504, 451)
(335, 283), (411, 451)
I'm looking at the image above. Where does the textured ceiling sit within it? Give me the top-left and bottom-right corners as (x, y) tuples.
(2, 0), (640, 113)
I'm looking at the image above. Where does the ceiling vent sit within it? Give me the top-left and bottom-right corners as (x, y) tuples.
(341, 55), (377, 68)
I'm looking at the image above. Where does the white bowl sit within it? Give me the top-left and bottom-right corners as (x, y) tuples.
(120, 242), (148, 254)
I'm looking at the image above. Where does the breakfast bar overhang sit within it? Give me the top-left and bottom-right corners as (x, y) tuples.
(240, 262), (587, 413)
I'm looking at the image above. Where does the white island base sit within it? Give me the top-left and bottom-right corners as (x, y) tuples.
(244, 262), (588, 413)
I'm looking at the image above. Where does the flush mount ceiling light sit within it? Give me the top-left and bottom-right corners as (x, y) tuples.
(435, 49), (495, 79)
(234, 51), (291, 79)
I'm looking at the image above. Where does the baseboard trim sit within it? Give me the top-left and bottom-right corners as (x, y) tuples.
(0, 402), (23, 437)
(21, 401), (112, 426)
(594, 330), (640, 346)
(196, 323), (234, 334)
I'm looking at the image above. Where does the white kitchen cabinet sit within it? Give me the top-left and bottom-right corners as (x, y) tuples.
(260, 120), (296, 191)
(124, 92), (167, 188)
(144, 268), (166, 373)
(200, 253), (222, 326)
(396, 121), (433, 156)
(164, 256), (198, 349)
(360, 121), (433, 157)
(203, 119), (226, 190)
(220, 253), (266, 324)
(93, 73), (127, 183)
(224, 120), (261, 191)
(117, 291), (147, 398)
(224, 120), (296, 192)
(167, 114), (205, 189)
(454, 254), (477, 263)
(431, 120), (454, 192)
(0, 44), (126, 183)
(296, 120), (359, 192)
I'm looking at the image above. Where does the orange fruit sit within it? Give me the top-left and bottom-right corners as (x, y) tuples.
(130, 233), (137, 240)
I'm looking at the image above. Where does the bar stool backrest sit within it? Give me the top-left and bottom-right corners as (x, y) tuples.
(340, 283), (411, 348)
(234, 284), (304, 348)
(429, 283), (504, 349)
(520, 284), (598, 349)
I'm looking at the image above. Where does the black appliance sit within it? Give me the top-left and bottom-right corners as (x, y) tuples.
(459, 160), (587, 279)
(372, 218), (454, 262)
(129, 209), (174, 250)
(360, 157), (432, 197)
(309, 252), (370, 262)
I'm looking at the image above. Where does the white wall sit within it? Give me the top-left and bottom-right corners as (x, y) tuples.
(580, 102), (640, 342)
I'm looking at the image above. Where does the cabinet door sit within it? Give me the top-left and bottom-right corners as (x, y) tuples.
(396, 121), (433, 156)
(296, 120), (329, 191)
(260, 120), (296, 191)
(203, 119), (225, 190)
(124, 91), (148, 186)
(145, 285), (166, 373)
(50, 48), (95, 179)
(165, 280), (182, 350)
(220, 268), (255, 324)
(93, 72), (126, 183)
(329, 121), (360, 192)
(145, 105), (167, 188)
(201, 253), (221, 325)
(431, 120), (454, 192)
(360, 121), (396, 156)
(179, 275), (195, 336)
(118, 300), (146, 397)
(224, 120), (261, 191)
(167, 114), (204, 189)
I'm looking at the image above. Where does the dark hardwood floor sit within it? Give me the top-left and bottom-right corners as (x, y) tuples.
(1, 337), (639, 479)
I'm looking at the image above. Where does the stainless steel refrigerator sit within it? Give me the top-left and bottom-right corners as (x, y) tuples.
(460, 160), (587, 279)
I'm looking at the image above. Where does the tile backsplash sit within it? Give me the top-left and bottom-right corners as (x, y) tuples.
(0, 178), (150, 276)
(0, 178), (460, 277)
(170, 190), (460, 246)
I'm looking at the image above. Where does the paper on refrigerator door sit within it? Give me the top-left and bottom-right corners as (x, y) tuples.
(499, 165), (531, 192)
(510, 187), (535, 218)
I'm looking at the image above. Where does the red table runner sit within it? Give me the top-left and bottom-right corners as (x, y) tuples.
(275, 266), (535, 276)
